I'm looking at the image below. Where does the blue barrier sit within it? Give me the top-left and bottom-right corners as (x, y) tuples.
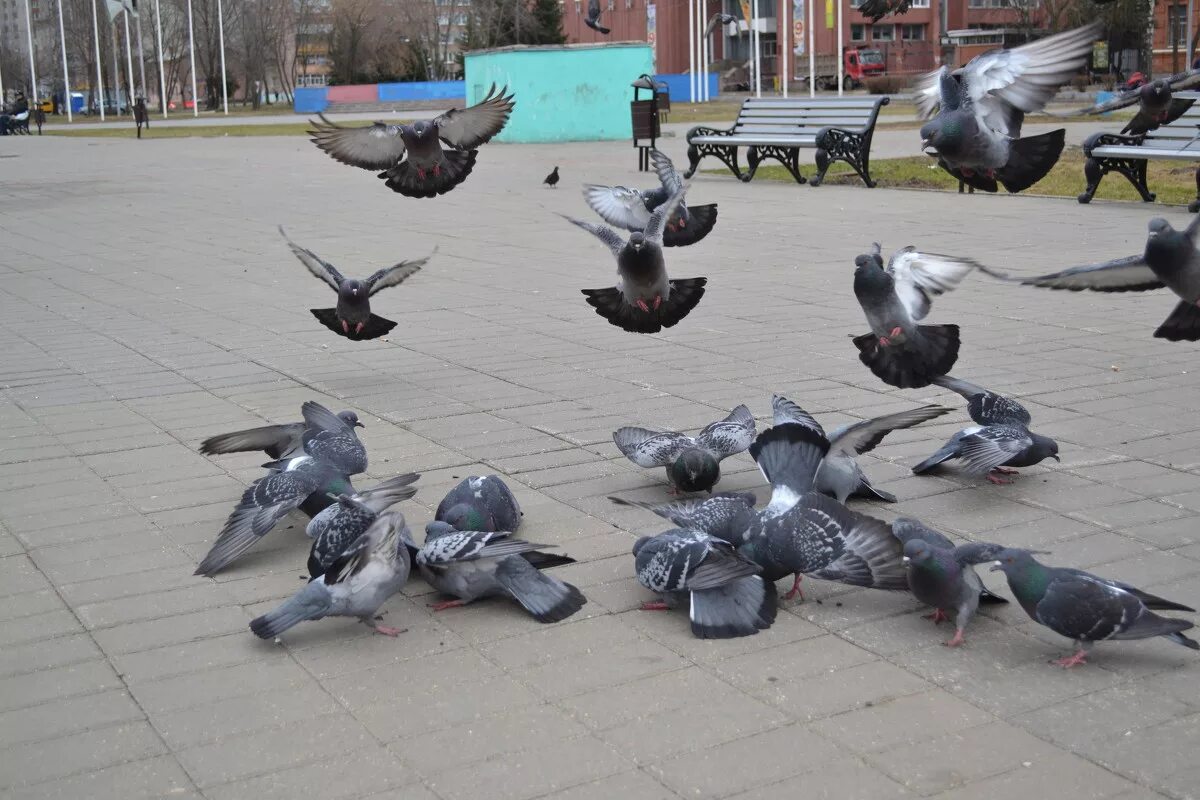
(294, 87), (329, 113)
(377, 81), (465, 102)
(654, 73), (720, 102)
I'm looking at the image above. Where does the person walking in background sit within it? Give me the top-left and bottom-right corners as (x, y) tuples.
(134, 97), (149, 138)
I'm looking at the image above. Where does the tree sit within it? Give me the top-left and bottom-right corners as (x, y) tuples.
(527, 0), (565, 44)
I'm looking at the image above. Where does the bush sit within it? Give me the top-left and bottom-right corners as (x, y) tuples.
(864, 76), (909, 94)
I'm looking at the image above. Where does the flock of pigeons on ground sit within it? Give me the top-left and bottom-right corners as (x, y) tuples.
(182, 31), (1200, 667)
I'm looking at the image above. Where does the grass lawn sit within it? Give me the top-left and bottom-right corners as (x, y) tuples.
(47, 121), (331, 138)
(722, 148), (1199, 206)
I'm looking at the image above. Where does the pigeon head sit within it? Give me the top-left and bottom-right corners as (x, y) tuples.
(424, 520), (458, 541)
(409, 119), (435, 139)
(340, 279), (368, 301)
(440, 503), (487, 532)
(853, 252), (892, 295)
(631, 535), (653, 556)
(1029, 433), (1060, 464)
(629, 231), (647, 251)
(901, 538), (935, 567)
(1142, 80), (1171, 103)
(988, 547), (1044, 574)
(1145, 218), (1192, 267)
(670, 448), (720, 493)
(337, 411), (365, 429)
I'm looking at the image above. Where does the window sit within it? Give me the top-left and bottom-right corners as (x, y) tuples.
(1170, 5), (1188, 48)
(850, 22), (865, 41)
(969, 0), (1039, 6)
(901, 23), (924, 40)
(872, 23), (894, 41)
(908, 0), (929, 6)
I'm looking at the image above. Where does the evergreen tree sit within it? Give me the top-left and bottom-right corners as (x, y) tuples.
(528, 0), (566, 44)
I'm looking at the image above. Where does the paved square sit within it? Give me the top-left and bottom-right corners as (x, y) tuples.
(1, 128), (1198, 800)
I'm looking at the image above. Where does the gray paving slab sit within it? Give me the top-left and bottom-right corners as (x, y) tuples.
(0, 127), (1197, 800)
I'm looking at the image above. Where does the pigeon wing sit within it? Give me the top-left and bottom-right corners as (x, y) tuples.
(1035, 572), (1137, 642)
(434, 84), (516, 149)
(891, 517), (956, 550)
(582, 185), (654, 231)
(302, 401), (368, 475)
(308, 116), (407, 170)
(365, 249), (436, 295)
(279, 226), (345, 291)
(886, 247), (982, 320)
(933, 376), (1032, 426)
(1010, 254), (1163, 293)
(644, 187), (687, 245)
(609, 492), (756, 536)
(649, 148), (685, 196)
(695, 405), (757, 459)
(956, 427), (1033, 476)
(559, 214), (626, 258)
(613, 427), (694, 467)
(827, 405), (950, 457)
(962, 23), (1101, 117)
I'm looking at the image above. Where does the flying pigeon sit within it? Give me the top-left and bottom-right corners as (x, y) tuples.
(200, 409), (362, 464)
(563, 187), (707, 333)
(894, 518), (1008, 647)
(279, 226), (434, 341)
(1055, 70), (1200, 135)
(306, 473), (420, 577)
(308, 85), (515, 198)
(436, 475), (523, 533)
(913, 375), (1059, 485)
(543, 166), (559, 188)
(915, 23), (1101, 193)
(857, 0), (912, 22)
(417, 521), (584, 621)
(584, 149), (719, 248)
(584, 0), (611, 33)
(249, 510), (413, 639)
(852, 242), (986, 389)
(613, 404), (756, 494)
(986, 217), (1200, 341)
(633, 528), (777, 638)
(989, 548), (1198, 667)
(816, 405), (951, 503)
(704, 12), (737, 35)
(196, 402), (368, 576)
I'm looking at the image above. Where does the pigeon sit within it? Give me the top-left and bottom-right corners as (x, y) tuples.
(894, 518), (1008, 647)
(249, 510), (413, 639)
(704, 12), (737, 35)
(987, 217), (1200, 341)
(1055, 70), (1200, 135)
(200, 409), (362, 463)
(306, 473), (420, 578)
(610, 491), (758, 545)
(278, 226), (434, 341)
(583, 149), (718, 248)
(815, 405), (951, 503)
(543, 166), (559, 188)
(852, 242), (986, 389)
(436, 475), (523, 533)
(613, 404), (756, 494)
(563, 187), (707, 333)
(416, 521), (584, 621)
(633, 528), (777, 638)
(196, 402), (368, 576)
(584, 0), (611, 34)
(857, 0), (911, 22)
(989, 548), (1198, 667)
(308, 85), (515, 198)
(915, 23), (1100, 193)
(913, 375), (1059, 485)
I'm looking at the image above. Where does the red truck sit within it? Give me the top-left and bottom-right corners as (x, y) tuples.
(796, 48), (887, 91)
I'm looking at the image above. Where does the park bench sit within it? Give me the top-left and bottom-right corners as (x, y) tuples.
(1078, 92), (1200, 212)
(683, 95), (890, 187)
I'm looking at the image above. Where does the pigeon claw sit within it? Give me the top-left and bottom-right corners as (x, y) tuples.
(924, 608), (949, 625)
(433, 164), (442, 177)
(1052, 650), (1089, 669)
(372, 624), (407, 637)
(993, 467), (1019, 475)
(986, 471), (1014, 485)
(341, 319), (350, 334)
(429, 599), (465, 612)
(783, 573), (804, 601)
(636, 299), (651, 313)
(652, 295), (662, 310)
(639, 600), (670, 611)
(943, 629), (966, 648)
(354, 322), (364, 335)
(416, 167), (426, 181)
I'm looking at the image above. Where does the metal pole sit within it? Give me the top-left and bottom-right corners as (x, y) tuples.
(0, 47), (5, 101)
(781, 0), (788, 96)
(752, 0), (760, 96)
(154, 0), (166, 116)
(1189, 0), (1196, 69)
(697, 0), (705, 101)
(807, 0), (814, 97)
(186, 0), (198, 116)
(688, 0), (696, 102)
(123, 9), (136, 105)
(91, 0), (105, 119)
(135, 2), (147, 98)
(216, 0), (228, 113)
(836, 0), (843, 94)
(57, 0), (72, 121)
(23, 0), (38, 104)
(110, 25), (122, 113)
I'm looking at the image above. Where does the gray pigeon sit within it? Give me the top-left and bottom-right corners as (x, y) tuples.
(633, 528), (777, 638)
(417, 522), (584, 622)
(913, 375), (1059, 485)
(436, 475), (522, 533)
(584, 0), (610, 33)
(852, 243), (986, 389)
(610, 492), (757, 545)
(1055, 70), (1200, 136)
(989, 548), (1198, 667)
(613, 405), (756, 494)
(562, 187), (707, 334)
(279, 226), (434, 341)
(704, 12), (737, 35)
(196, 402), (368, 577)
(584, 149), (718, 248)
(988, 217), (1200, 341)
(308, 85), (515, 198)
(816, 405), (951, 503)
(249, 510), (412, 639)
(915, 23), (1099, 192)
(306, 473), (421, 577)
(199, 409), (362, 462)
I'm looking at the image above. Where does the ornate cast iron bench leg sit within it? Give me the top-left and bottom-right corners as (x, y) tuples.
(747, 145), (805, 184)
(1191, 166), (1200, 213)
(813, 130), (873, 188)
(685, 140), (746, 181)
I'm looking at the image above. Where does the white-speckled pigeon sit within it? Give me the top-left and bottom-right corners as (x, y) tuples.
(199, 409), (362, 462)
(989, 548), (1198, 667)
(610, 491), (757, 545)
(249, 510), (412, 639)
(279, 226), (434, 341)
(614, 404), (756, 494)
(306, 473), (420, 577)
(1054, 69), (1200, 135)
(584, 149), (718, 248)
(633, 528), (777, 638)
(436, 475), (523, 533)
(816, 405), (950, 503)
(417, 521), (584, 622)
(308, 85), (515, 198)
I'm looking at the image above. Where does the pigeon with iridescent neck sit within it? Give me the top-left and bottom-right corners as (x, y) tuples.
(436, 475), (523, 533)
(613, 404), (756, 494)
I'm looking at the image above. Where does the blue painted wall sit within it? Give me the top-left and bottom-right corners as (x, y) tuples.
(655, 73), (719, 102)
(294, 87), (328, 113)
(465, 43), (654, 143)
(378, 80), (466, 102)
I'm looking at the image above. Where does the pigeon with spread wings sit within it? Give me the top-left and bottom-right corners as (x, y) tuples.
(857, 0), (912, 23)
(583, 149), (718, 247)
(1055, 70), (1200, 136)
(915, 23), (1100, 193)
(614, 405), (756, 494)
(308, 85), (515, 198)
(584, 0), (611, 33)
(279, 227), (434, 340)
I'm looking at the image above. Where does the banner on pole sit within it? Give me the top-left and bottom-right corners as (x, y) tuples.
(825, 0), (833, 29)
(738, 0), (752, 27)
(647, 3), (657, 63)
(105, 0), (136, 20)
(793, 0), (805, 55)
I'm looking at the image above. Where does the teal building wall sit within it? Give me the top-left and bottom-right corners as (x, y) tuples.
(464, 43), (655, 143)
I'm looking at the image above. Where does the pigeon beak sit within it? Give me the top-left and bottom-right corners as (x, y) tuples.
(989, 562), (1003, 572)
(921, 138), (934, 153)
(1051, 454), (1060, 462)
(901, 556), (911, 564)
(355, 421), (365, 429)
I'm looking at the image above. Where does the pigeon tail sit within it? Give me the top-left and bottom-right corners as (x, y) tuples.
(689, 575), (777, 639)
(1165, 630), (1200, 650)
(659, 277), (708, 328)
(748, 423), (830, 497)
(911, 440), (961, 474)
(520, 551), (577, 570)
(494, 555), (587, 623)
(997, 129), (1065, 193)
(663, 204), (718, 247)
(581, 277), (707, 334)
(852, 474), (897, 503)
(1112, 613), (1197, 645)
(853, 324), (960, 389)
(979, 587), (1009, 604)
(585, 18), (611, 33)
(311, 308), (398, 341)
(379, 149), (477, 198)
(1154, 300), (1200, 342)
(249, 582), (332, 639)
(810, 504), (908, 590)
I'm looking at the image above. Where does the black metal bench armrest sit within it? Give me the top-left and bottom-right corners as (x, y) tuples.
(686, 124), (735, 142)
(1082, 131), (1145, 156)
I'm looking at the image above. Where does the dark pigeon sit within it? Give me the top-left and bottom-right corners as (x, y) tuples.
(1055, 70), (1200, 135)
(857, 0), (912, 22)
(584, 0), (611, 33)
(564, 187), (707, 333)
(613, 404), (756, 494)
(584, 149), (718, 248)
(308, 85), (515, 198)
(913, 375), (1059, 485)
(704, 12), (737, 35)
(633, 528), (777, 639)
(543, 166), (559, 188)
(436, 475), (523, 533)
(989, 548), (1198, 667)
(915, 24), (1099, 193)
(816, 405), (951, 503)
(416, 521), (584, 622)
(249, 510), (412, 639)
(306, 473), (420, 578)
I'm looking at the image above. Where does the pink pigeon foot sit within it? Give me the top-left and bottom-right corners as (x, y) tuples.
(372, 624), (406, 637)
(354, 322), (364, 335)
(636, 299), (651, 313)
(924, 608), (949, 624)
(416, 167), (426, 180)
(986, 471), (1014, 486)
(783, 573), (804, 601)
(640, 600), (670, 611)
(1052, 650), (1089, 668)
(429, 599), (465, 612)
(652, 295), (662, 310)
(433, 164), (442, 176)
(943, 629), (966, 647)
(341, 319), (350, 334)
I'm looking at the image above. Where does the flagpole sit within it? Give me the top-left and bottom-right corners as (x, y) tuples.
(751, 0), (759, 97)
(123, 9), (136, 105)
(186, 0), (198, 116)
(153, 0), (166, 116)
(135, 2), (147, 99)
(780, 0), (788, 96)
(110, 25), (122, 114)
(23, 0), (39, 104)
(836, 0), (843, 95)
(687, 0), (695, 102)
(217, 0), (228, 113)
(57, 0), (72, 121)
(91, 0), (105, 119)
(0, 50), (5, 101)
(807, 0), (814, 97)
